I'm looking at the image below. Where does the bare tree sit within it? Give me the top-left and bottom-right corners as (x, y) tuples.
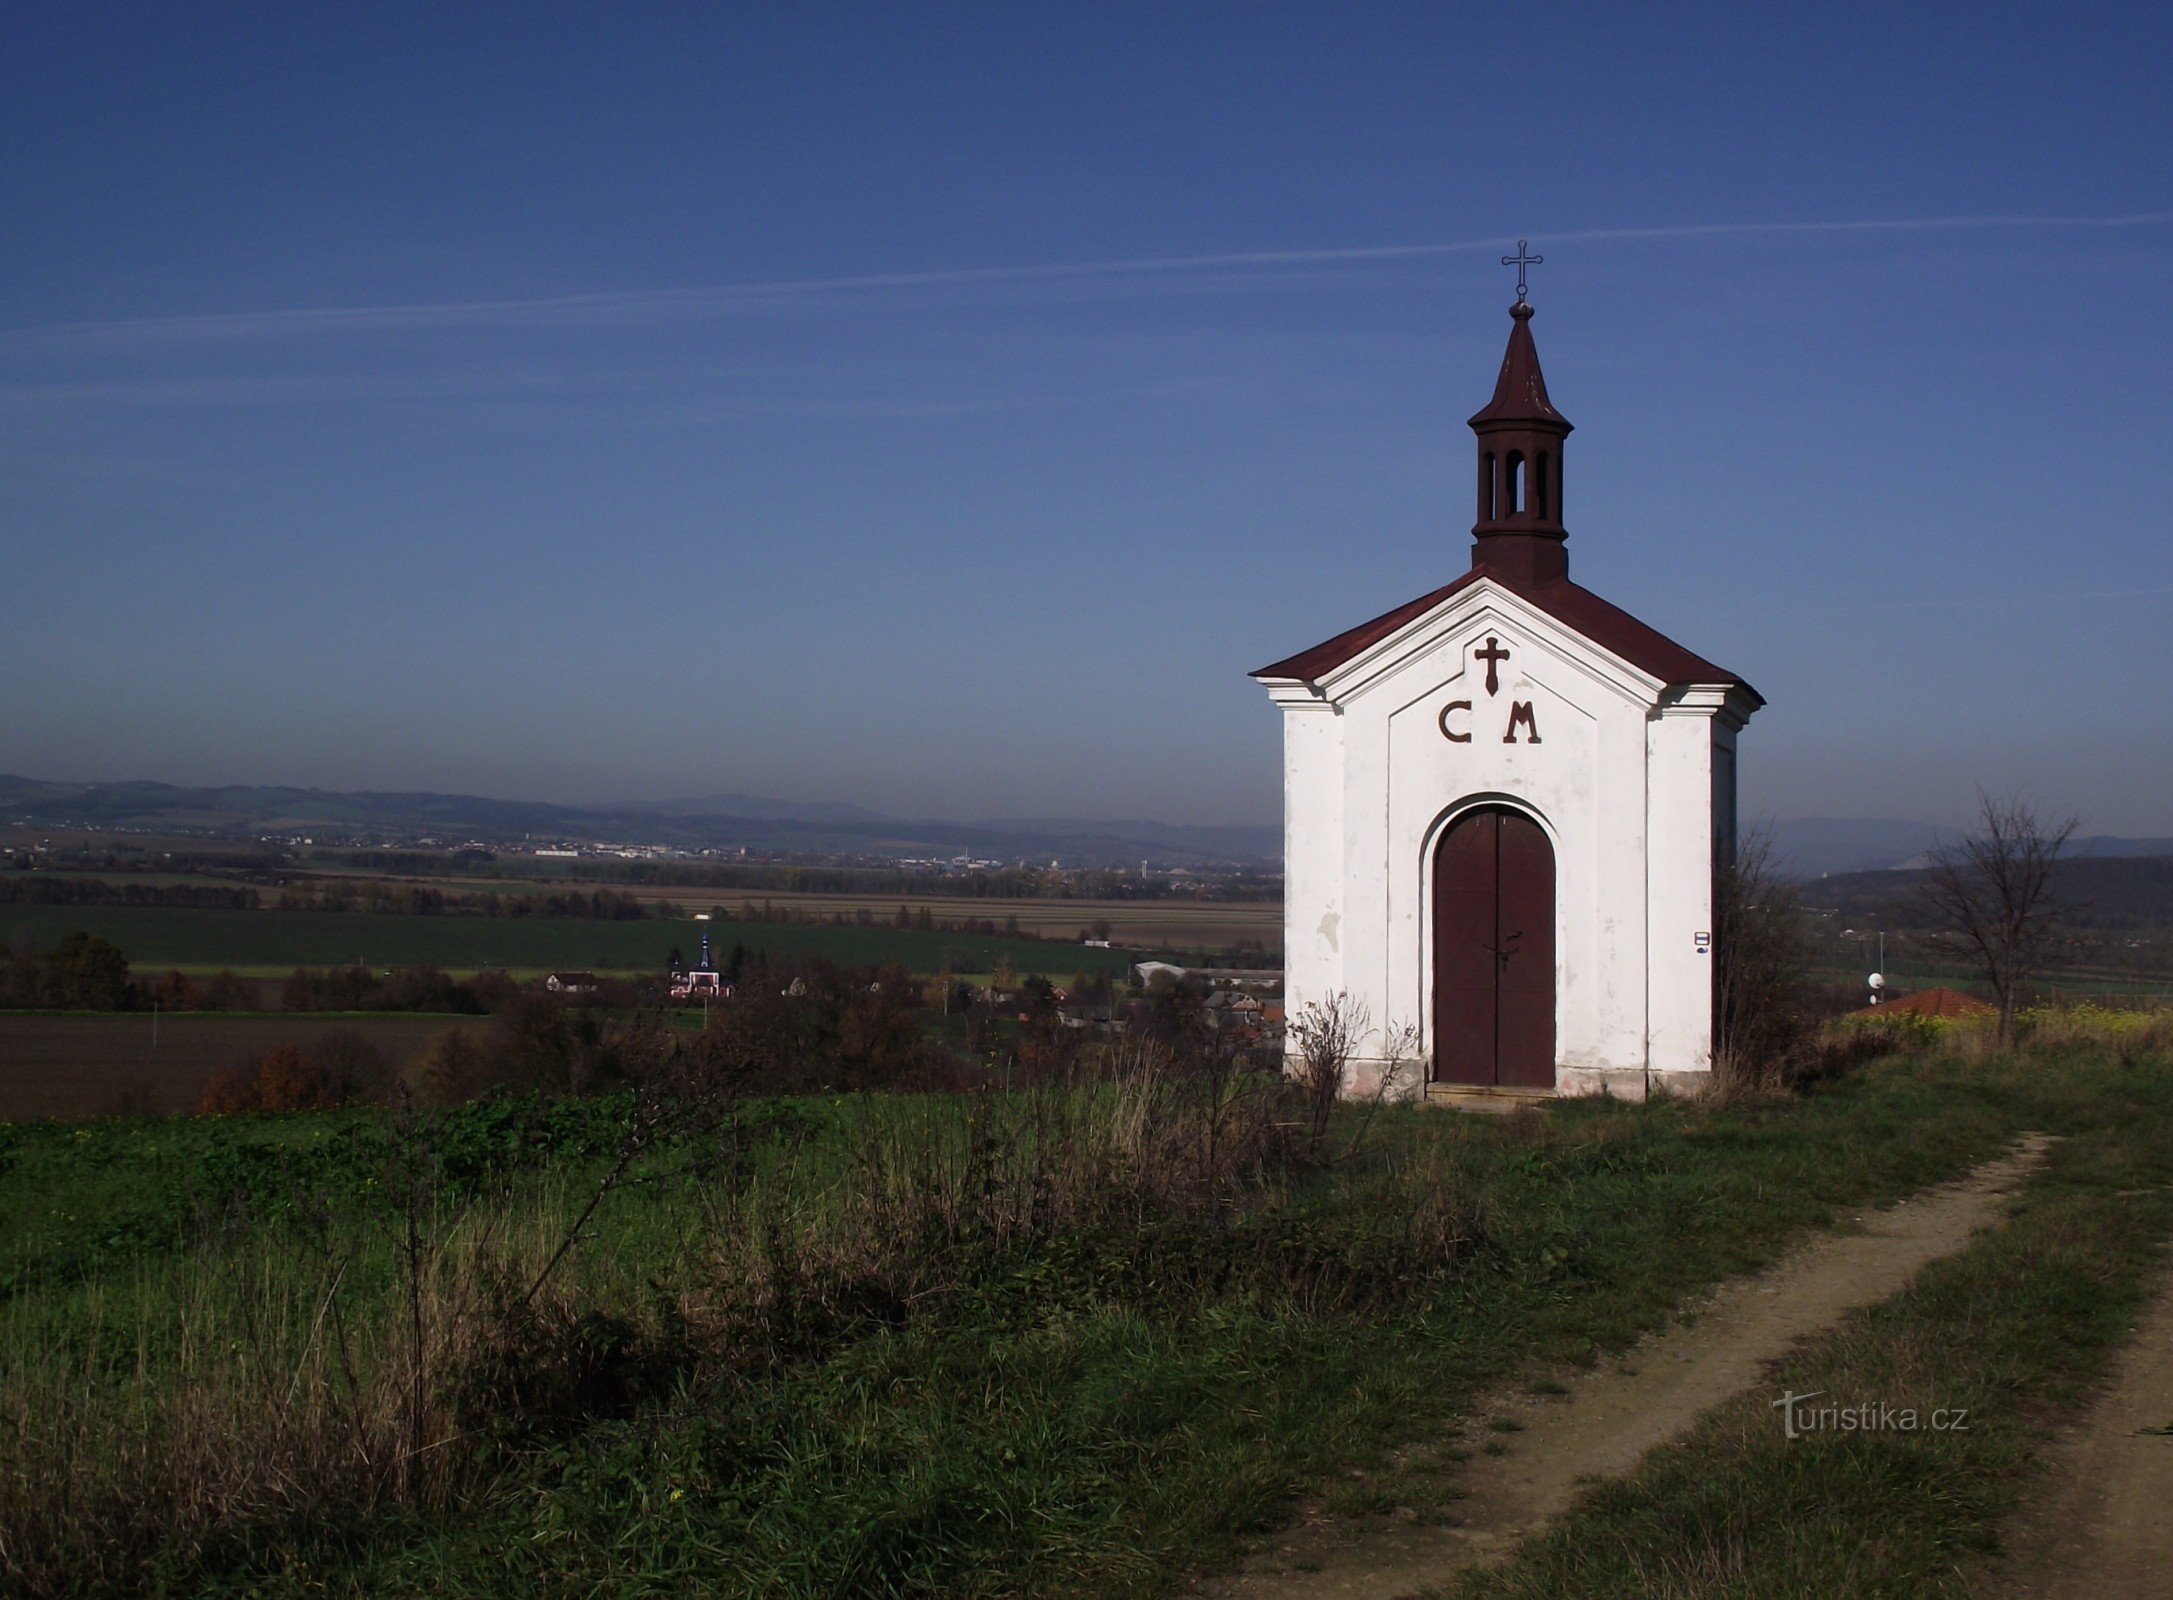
(1286, 993), (1416, 1159)
(1712, 827), (1811, 1094)
(1288, 992), (1368, 1158)
(1919, 791), (2078, 1044)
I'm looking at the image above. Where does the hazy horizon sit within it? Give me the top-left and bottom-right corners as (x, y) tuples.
(6, 7), (2170, 834)
(14, 763), (2171, 849)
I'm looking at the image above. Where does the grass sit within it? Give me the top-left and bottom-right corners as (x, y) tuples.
(1, 1040), (2167, 1597)
(1442, 1036), (2173, 1599)
(1804, 959), (2173, 1002)
(0, 903), (1135, 980)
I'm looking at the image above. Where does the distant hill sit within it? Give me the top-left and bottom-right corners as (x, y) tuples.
(1764, 819), (1944, 878)
(1797, 854), (2173, 932)
(619, 793), (895, 826)
(1765, 818), (2173, 879)
(6, 773), (2158, 881)
(974, 816), (1286, 867)
(0, 774), (1281, 870)
(2070, 834), (2173, 859)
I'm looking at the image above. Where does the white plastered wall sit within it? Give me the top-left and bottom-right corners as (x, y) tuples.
(1264, 578), (1751, 1100)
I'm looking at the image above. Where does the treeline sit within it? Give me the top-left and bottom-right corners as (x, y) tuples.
(226, 950), (1155, 1112)
(200, 994), (653, 1112)
(0, 878), (261, 910)
(328, 849), (494, 875)
(1798, 856), (2173, 983)
(272, 883), (650, 919)
(139, 965), (532, 1016)
(203, 954), (959, 1115)
(281, 964), (537, 1014)
(484, 860), (1277, 900)
(0, 931), (636, 1016)
(0, 933), (138, 1010)
(6, 845), (285, 877)
(0, 875), (655, 920)
(1, 931), (262, 1012)
(719, 898), (1058, 940)
(147, 970), (254, 1010)
(1799, 856), (2173, 934)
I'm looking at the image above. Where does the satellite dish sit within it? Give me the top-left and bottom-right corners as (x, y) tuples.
(1868, 972), (1886, 991)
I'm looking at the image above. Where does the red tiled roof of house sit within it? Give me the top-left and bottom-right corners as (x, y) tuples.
(1859, 986), (1996, 1019)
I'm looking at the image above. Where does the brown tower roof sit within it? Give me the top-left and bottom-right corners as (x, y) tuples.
(1467, 301), (1568, 428)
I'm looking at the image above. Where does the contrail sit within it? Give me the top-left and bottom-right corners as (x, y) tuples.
(9, 210), (2170, 347)
(1751, 583), (2173, 619)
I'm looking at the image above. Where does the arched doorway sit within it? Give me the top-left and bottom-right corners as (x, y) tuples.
(1432, 805), (1556, 1088)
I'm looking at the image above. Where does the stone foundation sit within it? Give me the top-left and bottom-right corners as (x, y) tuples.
(1310, 1057), (1714, 1103)
(1555, 1065), (1714, 1100)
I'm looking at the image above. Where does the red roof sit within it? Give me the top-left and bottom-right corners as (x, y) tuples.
(1252, 567), (1758, 697)
(1859, 987), (1996, 1019)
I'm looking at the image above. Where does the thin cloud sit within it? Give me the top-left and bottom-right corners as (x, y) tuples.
(10, 210), (2170, 349)
(1752, 583), (2173, 618)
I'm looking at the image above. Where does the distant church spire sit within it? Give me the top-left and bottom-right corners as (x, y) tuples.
(1468, 297), (1573, 584)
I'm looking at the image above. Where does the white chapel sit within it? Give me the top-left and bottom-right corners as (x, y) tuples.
(1253, 287), (1761, 1100)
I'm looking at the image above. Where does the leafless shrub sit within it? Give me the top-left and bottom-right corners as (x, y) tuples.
(1285, 993), (1421, 1157)
(1339, 1019), (1420, 1159)
(1712, 828), (1812, 1096)
(1287, 992), (1366, 1156)
(1920, 790), (2078, 1045)
(1789, 1017), (1921, 1087)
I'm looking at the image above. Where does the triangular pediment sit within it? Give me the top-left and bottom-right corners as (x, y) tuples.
(1287, 577), (1667, 710)
(1254, 570), (1757, 709)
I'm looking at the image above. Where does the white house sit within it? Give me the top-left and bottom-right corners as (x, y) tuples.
(1252, 296), (1760, 1100)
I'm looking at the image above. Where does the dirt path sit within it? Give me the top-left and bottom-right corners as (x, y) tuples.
(1985, 1254), (2173, 1599)
(1203, 1136), (2054, 1600)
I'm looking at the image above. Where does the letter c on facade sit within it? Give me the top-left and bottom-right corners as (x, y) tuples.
(1438, 700), (1473, 743)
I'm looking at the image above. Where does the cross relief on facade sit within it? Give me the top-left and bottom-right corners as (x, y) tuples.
(1475, 636), (1510, 696)
(1438, 635), (1541, 745)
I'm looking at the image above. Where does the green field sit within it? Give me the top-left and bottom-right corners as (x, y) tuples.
(7, 1030), (2171, 1597)
(0, 904), (1134, 981)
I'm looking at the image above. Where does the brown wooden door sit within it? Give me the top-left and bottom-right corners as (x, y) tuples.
(1432, 807), (1556, 1088)
(1432, 811), (1499, 1085)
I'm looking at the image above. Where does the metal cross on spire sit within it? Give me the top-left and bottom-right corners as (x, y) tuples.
(1501, 239), (1543, 302)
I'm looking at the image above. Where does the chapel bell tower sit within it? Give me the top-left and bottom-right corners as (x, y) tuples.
(1252, 249), (1762, 1102)
(1468, 300), (1571, 584)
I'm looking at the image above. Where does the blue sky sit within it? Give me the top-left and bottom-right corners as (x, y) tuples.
(3, 2), (2170, 832)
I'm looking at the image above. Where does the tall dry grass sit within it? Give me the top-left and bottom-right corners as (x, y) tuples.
(1815, 998), (2173, 1073)
(2, 1042), (1461, 1595)
(0, 1192), (593, 1594)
